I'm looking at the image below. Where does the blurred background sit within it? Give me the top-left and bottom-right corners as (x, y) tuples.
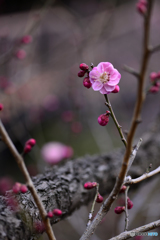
(0, 0), (160, 239)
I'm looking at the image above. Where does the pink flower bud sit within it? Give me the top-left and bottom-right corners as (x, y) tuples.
(12, 182), (21, 194)
(139, 0), (147, 6)
(47, 211), (53, 218)
(0, 103), (3, 111)
(34, 221), (45, 233)
(98, 113), (109, 126)
(79, 63), (89, 71)
(16, 49), (26, 60)
(78, 70), (86, 77)
(149, 85), (159, 93)
(24, 144), (32, 153)
(21, 35), (33, 44)
(119, 185), (127, 193)
(136, 2), (147, 14)
(156, 71), (160, 78)
(83, 77), (92, 88)
(96, 194), (103, 203)
(150, 72), (158, 81)
(127, 198), (133, 209)
(84, 182), (96, 189)
(114, 206), (125, 214)
(26, 138), (36, 147)
(20, 185), (28, 193)
(53, 209), (62, 216)
(112, 85), (120, 93)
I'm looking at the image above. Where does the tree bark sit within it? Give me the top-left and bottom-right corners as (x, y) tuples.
(0, 120), (160, 240)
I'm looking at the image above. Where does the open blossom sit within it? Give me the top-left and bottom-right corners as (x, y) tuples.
(89, 62), (121, 94)
(41, 142), (73, 164)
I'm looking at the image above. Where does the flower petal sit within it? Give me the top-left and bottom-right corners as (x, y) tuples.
(89, 67), (100, 83)
(92, 81), (103, 91)
(103, 84), (115, 92)
(108, 70), (121, 86)
(97, 62), (113, 74)
(100, 86), (108, 94)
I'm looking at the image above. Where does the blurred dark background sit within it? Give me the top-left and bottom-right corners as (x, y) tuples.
(0, 0), (160, 239)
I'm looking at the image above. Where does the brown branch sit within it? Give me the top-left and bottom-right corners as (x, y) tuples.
(109, 219), (160, 240)
(0, 120), (56, 240)
(79, 1), (154, 239)
(123, 65), (139, 78)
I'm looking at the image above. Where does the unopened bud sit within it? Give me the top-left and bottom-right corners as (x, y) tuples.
(83, 77), (92, 88)
(149, 85), (159, 93)
(98, 113), (109, 126)
(114, 206), (125, 214)
(96, 193), (103, 203)
(47, 211), (53, 218)
(112, 85), (120, 93)
(20, 185), (28, 193)
(119, 185), (127, 193)
(79, 63), (89, 71)
(12, 182), (21, 194)
(0, 104), (3, 111)
(78, 70), (86, 78)
(127, 198), (133, 209)
(24, 144), (32, 153)
(84, 182), (97, 189)
(150, 72), (158, 81)
(26, 138), (36, 147)
(53, 209), (62, 216)
(136, 2), (147, 14)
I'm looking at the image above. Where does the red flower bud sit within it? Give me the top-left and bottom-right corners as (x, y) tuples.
(12, 182), (21, 194)
(127, 198), (133, 209)
(79, 63), (89, 71)
(24, 144), (32, 153)
(53, 209), (62, 216)
(149, 85), (159, 93)
(114, 206), (125, 214)
(83, 77), (92, 89)
(84, 182), (96, 189)
(150, 72), (158, 81)
(78, 70), (86, 77)
(136, 2), (147, 14)
(26, 138), (36, 147)
(98, 113), (109, 126)
(119, 185), (127, 193)
(112, 85), (120, 93)
(96, 193), (103, 203)
(47, 211), (53, 218)
(20, 185), (28, 193)
(0, 103), (3, 111)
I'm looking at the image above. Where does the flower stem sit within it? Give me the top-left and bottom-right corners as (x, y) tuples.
(87, 184), (99, 227)
(104, 94), (127, 148)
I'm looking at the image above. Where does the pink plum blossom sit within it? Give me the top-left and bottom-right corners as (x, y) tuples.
(21, 35), (33, 44)
(41, 142), (73, 165)
(16, 49), (26, 59)
(89, 62), (121, 94)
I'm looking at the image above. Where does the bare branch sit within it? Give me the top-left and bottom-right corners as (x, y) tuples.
(123, 65), (139, 78)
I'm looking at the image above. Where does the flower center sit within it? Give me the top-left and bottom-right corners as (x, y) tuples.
(100, 72), (110, 83)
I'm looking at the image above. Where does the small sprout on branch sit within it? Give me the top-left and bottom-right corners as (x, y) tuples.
(127, 198), (133, 210)
(146, 163), (152, 173)
(53, 209), (62, 216)
(84, 182), (97, 190)
(47, 212), (54, 218)
(0, 104), (3, 111)
(119, 185), (127, 194)
(114, 206), (125, 214)
(98, 111), (110, 126)
(96, 193), (103, 203)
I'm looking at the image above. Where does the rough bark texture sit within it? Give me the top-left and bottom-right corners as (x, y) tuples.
(0, 121), (160, 240)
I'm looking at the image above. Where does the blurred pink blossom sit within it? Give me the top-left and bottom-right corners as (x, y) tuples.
(0, 177), (13, 195)
(41, 142), (73, 164)
(21, 35), (33, 44)
(89, 62), (121, 94)
(16, 49), (26, 59)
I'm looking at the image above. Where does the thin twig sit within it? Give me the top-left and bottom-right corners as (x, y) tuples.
(123, 65), (139, 78)
(79, 1), (154, 239)
(149, 44), (160, 54)
(124, 186), (130, 231)
(109, 219), (160, 240)
(104, 94), (127, 148)
(0, 120), (56, 240)
(125, 138), (142, 176)
(124, 166), (160, 185)
(87, 184), (99, 227)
